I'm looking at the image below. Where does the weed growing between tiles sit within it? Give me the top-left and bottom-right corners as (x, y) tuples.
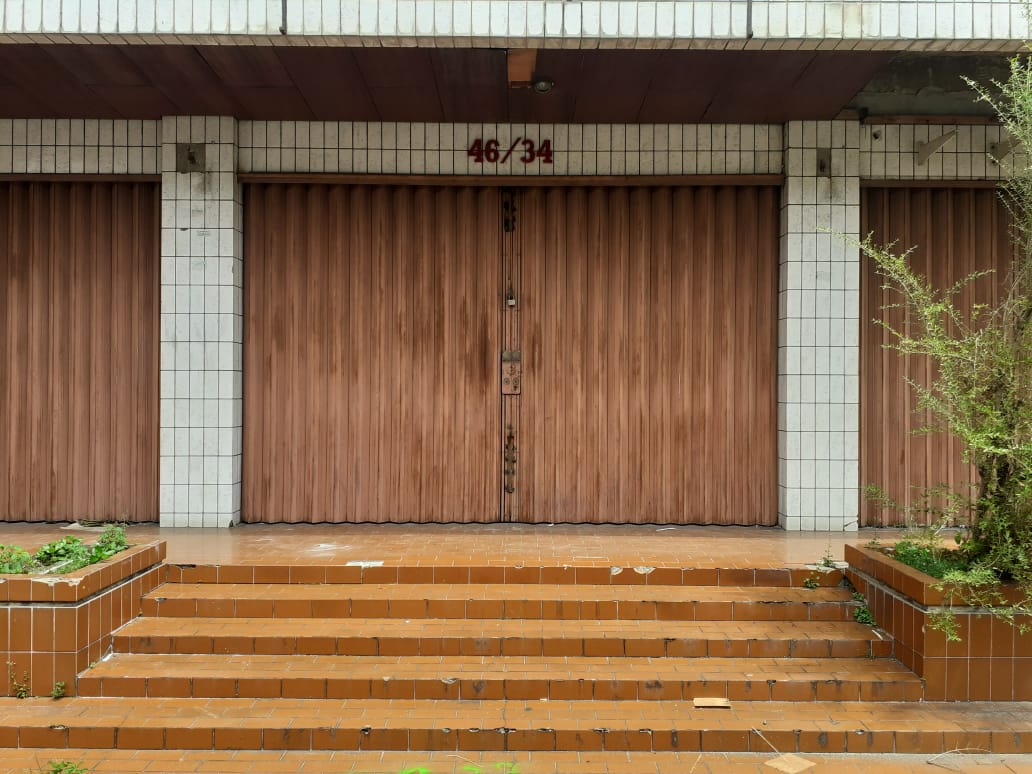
(32, 762), (90, 774)
(851, 592), (876, 625)
(6, 663), (28, 698)
(5, 664), (67, 701)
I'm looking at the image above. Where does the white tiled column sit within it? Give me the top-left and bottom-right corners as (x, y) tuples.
(159, 117), (243, 528)
(779, 120), (861, 532)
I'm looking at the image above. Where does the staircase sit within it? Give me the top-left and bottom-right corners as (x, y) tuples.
(2, 559), (1031, 771)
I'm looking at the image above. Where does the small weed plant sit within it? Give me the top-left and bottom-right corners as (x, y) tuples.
(92, 524), (129, 559)
(851, 591), (876, 626)
(819, 546), (837, 568)
(8, 663), (29, 699)
(854, 605), (876, 626)
(0, 545), (32, 574)
(50, 681), (65, 699)
(33, 762), (90, 774)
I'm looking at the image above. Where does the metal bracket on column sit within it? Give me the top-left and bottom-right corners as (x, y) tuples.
(175, 143), (206, 173)
(815, 147), (832, 178)
(915, 130), (957, 166)
(990, 137), (1020, 164)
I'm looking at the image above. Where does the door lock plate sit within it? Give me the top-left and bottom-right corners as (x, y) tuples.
(501, 350), (522, 395)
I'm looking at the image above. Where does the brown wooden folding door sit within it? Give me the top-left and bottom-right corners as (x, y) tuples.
(243, 182), (777, 524)
(861, 186), (1013, 526)
(515, 186), (779, 524)
(244, 184), (501, 522)
(0, 181), (159, 522)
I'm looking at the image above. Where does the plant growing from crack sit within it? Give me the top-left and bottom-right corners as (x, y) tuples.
(8, 662), (29, 699)
(31, 762), (90, 774)
(851, 592), (876, 626)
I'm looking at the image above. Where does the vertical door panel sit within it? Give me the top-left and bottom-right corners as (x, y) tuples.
(0, 181), (159, 522)
(518, 185), (779, 524)
(243, 184), (500, 522)
(861, 187), (1012, 526)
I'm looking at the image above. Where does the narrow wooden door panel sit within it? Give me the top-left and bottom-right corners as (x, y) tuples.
(0, 181), (159, 522)
(243, 184), (500, 522)
(861, 187), (1012, 526)
(518, 185), (779, 524)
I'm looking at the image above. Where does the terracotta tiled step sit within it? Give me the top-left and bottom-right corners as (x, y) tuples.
(113, 617), (892, 658)
(166, 563), (843, 588)
(2, 697), (1031, 753)
(141, 583), (856, 621)
(6, 750), (1031, 774)
(79, 654), (923, 701)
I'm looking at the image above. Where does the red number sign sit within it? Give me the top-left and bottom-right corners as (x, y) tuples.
(469, 138), (553, 164)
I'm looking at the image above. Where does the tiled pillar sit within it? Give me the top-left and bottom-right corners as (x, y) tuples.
(159, 117), (243, 528)
(778, 120), (861, 531)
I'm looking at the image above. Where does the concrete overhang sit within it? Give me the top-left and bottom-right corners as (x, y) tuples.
(0, 0), (1028, 53)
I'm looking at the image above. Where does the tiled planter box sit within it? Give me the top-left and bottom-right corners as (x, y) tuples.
(845, 544), (1032, 701)
(0, 541), (166, 697)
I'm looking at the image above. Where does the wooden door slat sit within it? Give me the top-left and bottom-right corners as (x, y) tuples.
(519, 185), (779, 524)
(243, 183), (501, 523)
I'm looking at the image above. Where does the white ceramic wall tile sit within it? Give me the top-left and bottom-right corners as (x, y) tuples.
(158, 115), (243, 529)
(779, 120), (861, 532)
(236, 121), (785, 176)
(860, 124), (1022, 180)
(0, 119), (159, 174)
(1, 0), (1028, 50)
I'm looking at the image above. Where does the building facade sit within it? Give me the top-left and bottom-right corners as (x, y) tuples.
(0, 0), (1026, 530)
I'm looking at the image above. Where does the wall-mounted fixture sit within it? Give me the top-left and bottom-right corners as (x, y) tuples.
(990, 137), (1020, 163)
(532, 78), (554, 95)
(175, 143), (206, 173)
(816, 147), (832, 178)
(916, 130), (957, 165)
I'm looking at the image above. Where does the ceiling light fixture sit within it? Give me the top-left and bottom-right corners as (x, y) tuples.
(532, 78), (554, 94)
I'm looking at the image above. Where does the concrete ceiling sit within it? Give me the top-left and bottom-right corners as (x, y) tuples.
(0, 44), (894, 124)
(847, 53), (1011, 118)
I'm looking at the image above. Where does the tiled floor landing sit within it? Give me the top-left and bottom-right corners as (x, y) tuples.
(0, 521), (909, 568)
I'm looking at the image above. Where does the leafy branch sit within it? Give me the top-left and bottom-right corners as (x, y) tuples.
(857, 51), (1032, 637)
